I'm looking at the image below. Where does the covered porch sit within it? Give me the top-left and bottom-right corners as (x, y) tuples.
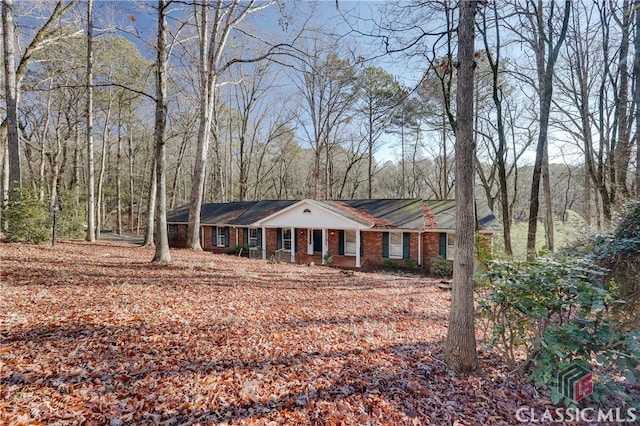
(253, 200), (371, 268)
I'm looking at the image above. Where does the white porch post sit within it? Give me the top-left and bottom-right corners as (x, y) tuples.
(261, 227), (267, 260)
(355, 229), (361, 268)
(307, 229), (313, 255)
(321, 228), (328, 265)
(290, 227), (295, 263)
(418, 231), (422, 266)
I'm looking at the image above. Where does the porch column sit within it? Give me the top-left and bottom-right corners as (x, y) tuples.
(307, 229), (313, 255)
(418, 232), (422, 266)
(355, 229), (361, 268)
(261, 227), (267, 260)
(321, 228), (328, 265)
(290, 227), (295, 263)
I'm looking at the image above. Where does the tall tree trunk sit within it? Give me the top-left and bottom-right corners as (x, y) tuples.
(152, 0), (171, 263)
(634, 0), (640, 198)
(85, 0), (96, 242)
(96, 103), (110, 239)
(128, 132), (135, 233)
(143, 158), (156, 247)
(444, 0), (478, 373)
(116, 105), (123, 235)
(2, 0), (20, 199)
(368, 105), (373, 199)
(542, 143), (554, 251)
(614, 0), (631, 200)
(73, 125), (80, 209)
(187, 0), (212, 250)
(481, 3), (513, 256)
(526, 0), (570, 260)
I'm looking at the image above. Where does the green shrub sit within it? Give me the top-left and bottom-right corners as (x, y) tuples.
(430, 255), (452, 276)
(563, 201), (640, 330)
(478, 256), (640, 406)
(323, 251), (334, 267)
(224, 244), (249, 256)
(3, 190), (51, 244)
(383, 258), (399, 269)
(403, 258), (418, 270)
(54, 188), (85, 239)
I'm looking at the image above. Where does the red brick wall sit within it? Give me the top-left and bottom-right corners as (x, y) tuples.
(422, 232), (440, 267)
(330, 230), (422, 269)
(168, 224), (188, 248)
(171, 225), (430, 270)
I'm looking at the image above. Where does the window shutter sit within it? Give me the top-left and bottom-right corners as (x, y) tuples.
(276, 228), (282, 250)
(184, 225), (189, 238)
(382, 232), (389, 258)
(403, 232), (411, 259)
(439, 233), (447, 257)
(338, 230), (345, 255)
(257, 228), (262, 248)
(213, 226), (218, 244)
(243, 229), (249, 246)
(360, 231), (364, 256)
(294, 229), (298, 253)
(224, 227), (230, 247)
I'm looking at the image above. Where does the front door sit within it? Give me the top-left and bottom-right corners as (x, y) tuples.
(313, 229), (322, 253)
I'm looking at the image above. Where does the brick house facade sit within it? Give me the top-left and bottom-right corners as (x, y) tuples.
(167, 199), (499, 270)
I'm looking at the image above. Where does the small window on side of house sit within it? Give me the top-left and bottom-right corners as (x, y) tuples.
(217, 231), (225, 247)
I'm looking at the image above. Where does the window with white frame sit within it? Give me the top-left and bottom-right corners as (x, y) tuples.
(282, 228), (292, 251)
(217, 228), (225, 247)
(248, 228), (258, 248)
(447, 232), (456, 260)
(389, 232), (403, 258)
(345, 230), (357, 255)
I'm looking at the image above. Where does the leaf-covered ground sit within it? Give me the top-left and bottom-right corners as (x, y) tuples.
(1, 240), (543, 425)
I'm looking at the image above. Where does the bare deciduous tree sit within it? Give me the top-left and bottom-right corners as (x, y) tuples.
(444, 0), (478, 373)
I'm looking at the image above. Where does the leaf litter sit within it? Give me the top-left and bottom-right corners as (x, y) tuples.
(1, 240), (544, 425)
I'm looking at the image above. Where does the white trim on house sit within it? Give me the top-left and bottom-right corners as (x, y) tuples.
(252, 199), (372, 230)
(355, 229), (361, 268)
(322, 228), (328, 265)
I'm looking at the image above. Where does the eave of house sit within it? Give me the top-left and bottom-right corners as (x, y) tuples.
(252, 199), (373, 230)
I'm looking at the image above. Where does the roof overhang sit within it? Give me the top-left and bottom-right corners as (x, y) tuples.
(252, 199), (372, 230)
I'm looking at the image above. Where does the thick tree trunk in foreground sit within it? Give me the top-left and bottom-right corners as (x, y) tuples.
(85, 0), (96, 241)
(444, 0), (478, 373)
(152, 0), (171, 263)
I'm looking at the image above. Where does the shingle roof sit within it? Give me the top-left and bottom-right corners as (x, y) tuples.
(166, 200), (298, 226)
(229, 200), (297, 225)
(423, 199), (500, 231)
(330, 199), (425, 229)
(166, 198), (500, 232)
